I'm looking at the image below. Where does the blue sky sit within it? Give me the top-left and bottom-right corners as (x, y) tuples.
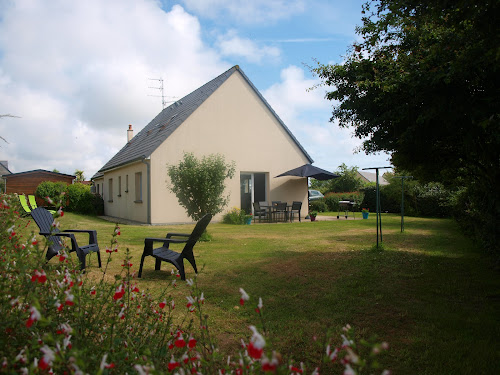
(0, 0), (390, 179)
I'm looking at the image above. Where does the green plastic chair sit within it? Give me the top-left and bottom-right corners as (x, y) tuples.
(28, 195), (56, 215)
(19, 195), (32, 217)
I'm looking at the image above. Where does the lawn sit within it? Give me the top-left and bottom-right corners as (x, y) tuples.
(24, 212), (500, 374)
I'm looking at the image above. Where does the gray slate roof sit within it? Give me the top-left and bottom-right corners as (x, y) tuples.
(0, 161), (11, 176)
(97, 65), (312, 175)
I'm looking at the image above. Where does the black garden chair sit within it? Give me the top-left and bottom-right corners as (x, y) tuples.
(30, 207), (101, 270)
(289, 201), (303, 222)
(138, 214), (212, 280)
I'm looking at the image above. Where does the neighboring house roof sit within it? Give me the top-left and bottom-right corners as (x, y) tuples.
(357, 171), (389, 185)
(3, 169), (76, 179)
(97, 65), (313, 174)
(0, 161), (11, 176)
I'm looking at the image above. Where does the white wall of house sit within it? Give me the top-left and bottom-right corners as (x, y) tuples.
(101, 162), (148, 223)
(147, 71), (310, 224)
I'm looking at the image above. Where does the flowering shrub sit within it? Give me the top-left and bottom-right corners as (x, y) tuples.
(0, 193), (389, 374)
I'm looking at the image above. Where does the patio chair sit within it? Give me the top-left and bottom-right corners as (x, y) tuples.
(272, 202), (288, 222)
(138, 214), (212, 280)
(30, 207), (101, 270)
(29, 195), (56, 215)
(19, 195), (32, 217)
(253, 202), (269, 223)
(289, 201), (302, 222)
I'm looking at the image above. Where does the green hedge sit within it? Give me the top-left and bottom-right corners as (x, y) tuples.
(324, 192), (364, 212)
(35, 182), (104, 215)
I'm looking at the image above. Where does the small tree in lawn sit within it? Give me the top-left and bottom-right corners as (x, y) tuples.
(167, 152), (235, 221)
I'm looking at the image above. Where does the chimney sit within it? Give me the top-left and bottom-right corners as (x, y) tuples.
(127, 124), (133, 142)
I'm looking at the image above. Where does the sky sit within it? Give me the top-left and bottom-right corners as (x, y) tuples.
(0, 0), (390, 180)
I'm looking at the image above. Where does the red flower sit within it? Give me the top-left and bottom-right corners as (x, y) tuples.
(113, 285), (125, 300)
(26, 306), (41, 328)
(174, 333), (186, 348)
(239, 288), (249, 306)
(247, 342), (263, 360)
(188, 335), (197, 349)
(168, 356), (180, 371)
(31, 270), (47, 283)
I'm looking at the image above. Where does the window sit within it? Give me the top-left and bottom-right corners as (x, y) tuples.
(135, 172), (142, 202)
(96, 183), (100, 195)
(118, 176), (122, 197)
(125, 175), (129, 193)
(108, 179), (113, 202)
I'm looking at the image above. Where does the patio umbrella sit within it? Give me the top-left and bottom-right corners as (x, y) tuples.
(275, 164), (339, 180)
(275, 164), (339, 219)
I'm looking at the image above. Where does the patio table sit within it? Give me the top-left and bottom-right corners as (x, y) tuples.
(260, 203), (292, 223)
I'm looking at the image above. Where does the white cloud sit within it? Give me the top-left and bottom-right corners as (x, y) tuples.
(262, 65), (391, 171)
(216, 30), (281, 64)
(0, 1), (226, 177)
(180, 0), (305, 24)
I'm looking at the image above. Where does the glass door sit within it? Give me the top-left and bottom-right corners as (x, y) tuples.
(240, 174), (252, 214)
(240, 173), (267, 214)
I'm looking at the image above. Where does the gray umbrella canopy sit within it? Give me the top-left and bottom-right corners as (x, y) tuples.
(275, 164), (339, 181)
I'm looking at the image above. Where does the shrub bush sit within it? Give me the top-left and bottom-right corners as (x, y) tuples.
(35, 181), (67, 205)
(35, 182), (104, 215)
(222, 207), (248, 224)
(309, 199), (328, 212)
(324, 192), (364, 212)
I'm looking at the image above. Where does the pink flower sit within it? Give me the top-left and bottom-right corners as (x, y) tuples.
(26, 306), (41, 328)
(239, 288), (250, 306)
(57, 207), (64, 217)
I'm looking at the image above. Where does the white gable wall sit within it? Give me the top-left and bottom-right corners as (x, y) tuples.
(149, 71), (310, 224)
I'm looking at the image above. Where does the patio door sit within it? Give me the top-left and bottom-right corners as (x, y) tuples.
(240, 173), (267, 214)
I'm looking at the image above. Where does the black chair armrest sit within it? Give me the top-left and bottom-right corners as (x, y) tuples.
(143, 237), (188, 256)
(52, 232), (79, 253)
(63, 229), (98, 245)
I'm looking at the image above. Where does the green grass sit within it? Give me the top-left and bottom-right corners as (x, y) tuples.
(24, 213), (500, 374)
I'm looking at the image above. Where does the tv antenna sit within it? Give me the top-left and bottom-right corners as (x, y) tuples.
(148, 78), (177, 110)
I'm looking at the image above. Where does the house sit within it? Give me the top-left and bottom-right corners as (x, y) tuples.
(0, 161), (11, 192)
(356, 171), (389, 185)
(3, 169), (76, 205)
(93, 65), (313, 224)
(0, 161), (11, 177)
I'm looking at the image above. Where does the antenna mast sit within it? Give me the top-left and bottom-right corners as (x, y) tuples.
(148, 78), (166, 109)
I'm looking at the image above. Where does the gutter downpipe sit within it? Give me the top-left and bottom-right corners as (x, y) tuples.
(141, 157), (151, 224)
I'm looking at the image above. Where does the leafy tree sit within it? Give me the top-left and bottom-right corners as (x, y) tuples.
(52, 168), (60, 173)
(311, 164), (365, 193)
(311, 0), (499, 253)
(167, 152), (235, 221)
(74, 169), (85, 182)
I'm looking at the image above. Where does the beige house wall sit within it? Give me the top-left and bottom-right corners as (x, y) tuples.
(148, 71), (310, 224)
(101, 162), (148, 223)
